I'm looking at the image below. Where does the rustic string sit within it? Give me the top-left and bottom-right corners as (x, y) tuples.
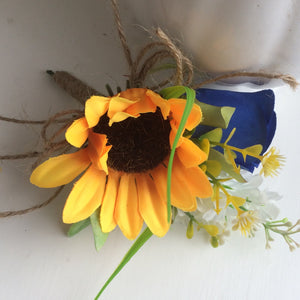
(129, 28), (194, 88)
(40, 110), (83, 143)
(192, 72), (299, 90)
(32, 110), (83, 170)
(0, 151), (41, 160)
(0, 186), (65, 218)
(0, 114), (73, 125)
(0, 110), (83, 162)
(0, 110), (82, 217)
(0, 116), (45, 124)
(110, 0), (133, 68)
(109, 0), (194, 88)
(0, 0), (298, 218)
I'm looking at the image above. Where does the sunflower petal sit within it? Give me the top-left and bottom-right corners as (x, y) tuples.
(108, 95), (139, 125)
(30, 149), (90, 188)
(136, 174), (170, 237)
(151, 163), (197, 211)
(176, 137), (208, 167)
(126, 91), (156, 116)
(169, 124), (184, 149)
(63, 166), (106, 223)
(85, 96), (110, 128)
(146, 90), (170, 119)
(174, 155), (213, 198)
(88, 131), (111, 173)
(108, 111), (139, 126)
(114, 174), (143, 240)
(118, 88), (147, 102)
(100, 170), (119, 233)
(65, 117), (89, 148)
(169, 99), (202, 130)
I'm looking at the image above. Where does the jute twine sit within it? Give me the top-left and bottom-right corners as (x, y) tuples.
(0, 0), (298, 218)
(0, 109), (82, 218)
(0, 187), (64, 218)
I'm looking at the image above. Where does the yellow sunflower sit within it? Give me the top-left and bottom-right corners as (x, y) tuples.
(30, 88), (212, 239)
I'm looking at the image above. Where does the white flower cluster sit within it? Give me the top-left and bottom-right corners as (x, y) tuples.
(177, 172), (281, 247)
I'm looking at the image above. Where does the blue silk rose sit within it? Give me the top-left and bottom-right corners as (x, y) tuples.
(192, 89), (276, 172)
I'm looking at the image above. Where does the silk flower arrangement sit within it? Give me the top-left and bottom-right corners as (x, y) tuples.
(29, 83), (299, 298)
(1, 1), (299, 298)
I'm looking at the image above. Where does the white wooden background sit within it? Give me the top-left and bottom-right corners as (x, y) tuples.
(0, 1), (299, 299)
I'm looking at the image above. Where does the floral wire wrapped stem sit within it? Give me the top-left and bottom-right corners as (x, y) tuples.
(47, 70), (105, 105)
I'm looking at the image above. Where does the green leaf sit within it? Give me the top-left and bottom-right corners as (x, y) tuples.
(95, 227), (153, 299)
(191, 138), (210, 156)
(167, 86), (195, 223)
(195, 100), (235, 129)
(209, 149), (246, 183)
(90, 209), (108, 252)
(159, 85), (186, 100)
(197, 128), (223, 144)
(206, 160), (222, 178)
(67, 218), (91, 237)
(199, 138), (210, 154)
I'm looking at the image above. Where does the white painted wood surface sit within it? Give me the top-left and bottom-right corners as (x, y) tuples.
(0, 1), (299, 299)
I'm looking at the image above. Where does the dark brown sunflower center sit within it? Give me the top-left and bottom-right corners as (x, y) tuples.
(93, 108), (171, 173)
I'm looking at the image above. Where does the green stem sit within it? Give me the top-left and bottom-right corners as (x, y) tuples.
(167, 87), (195, 223)
(206, 171), (218, 184)
(267, 223), (290, 228)
(267, 218), (288, 224)
(268, 228), (288, 235)
(94, 227), (153, 299)
(184, 212), (201, 226)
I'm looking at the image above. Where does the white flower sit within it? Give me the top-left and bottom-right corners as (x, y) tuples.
(232, 211), (260, 237)
(175, 170), (281, 245)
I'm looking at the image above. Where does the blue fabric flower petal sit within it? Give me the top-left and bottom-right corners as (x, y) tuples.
(193, 89), (276, 172)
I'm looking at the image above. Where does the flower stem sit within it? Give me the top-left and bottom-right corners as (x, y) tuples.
(167, 87), (195, 223)
(95, 227), (153, 299)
